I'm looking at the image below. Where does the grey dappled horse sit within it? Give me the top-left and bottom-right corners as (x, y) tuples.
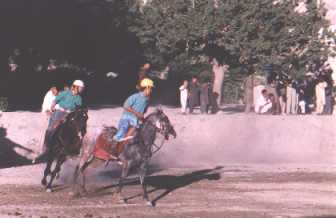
(73, 109), (176, 206)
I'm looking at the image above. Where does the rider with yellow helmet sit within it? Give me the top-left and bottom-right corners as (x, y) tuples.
(110, 78), (155, 160)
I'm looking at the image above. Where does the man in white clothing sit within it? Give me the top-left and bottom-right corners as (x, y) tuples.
(255, 89), (272, 114)
(35, 87), (58, 160)
(179, 80), (188, 114)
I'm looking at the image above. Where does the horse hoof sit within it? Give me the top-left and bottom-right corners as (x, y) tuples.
(46, 188), (52, 193)
(146, 201), (154, 207)
(119, 198), (127, 204)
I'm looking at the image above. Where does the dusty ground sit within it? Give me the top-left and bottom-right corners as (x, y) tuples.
(1, 106), (336, 217)
(0, 164), (335, 218)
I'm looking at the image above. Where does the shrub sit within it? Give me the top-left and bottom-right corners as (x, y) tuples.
(0, 97), (8, 112)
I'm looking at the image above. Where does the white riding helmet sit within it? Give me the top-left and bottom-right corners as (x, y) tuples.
(73, 80), (85, 87)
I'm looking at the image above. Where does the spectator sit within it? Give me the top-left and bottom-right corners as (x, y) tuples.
(136, 63), (151, 91)
(208, 83), (219, 114)
(179, 80), (188, 115)
(35, 86), (59, 160)
(200, 80), (210, 114)
(277, 80), (287, 115)
(255, 89), (272, 114)
(298, 83), (306, 114)
(286, 81), (298, 114)
(188, 76), (200, 114)
(324, 78), (333, 114)
(266, 80), (280, 114)
(268, 93), (277, 115)
(253, 80), (265, 110)
(315, 77), (327, 115)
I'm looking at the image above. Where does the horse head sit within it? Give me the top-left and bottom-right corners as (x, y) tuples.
(150, 108), (177, 140)
(66, 106), (89, 134)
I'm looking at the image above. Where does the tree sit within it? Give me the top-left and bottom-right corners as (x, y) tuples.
(128, 0), (335, 104)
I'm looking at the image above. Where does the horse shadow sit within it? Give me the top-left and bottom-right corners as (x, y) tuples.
(0, 126), (33, 168)
(144, 166), (222, 205)
(93, 166), (222, 205)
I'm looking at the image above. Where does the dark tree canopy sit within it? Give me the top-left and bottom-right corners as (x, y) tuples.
(129, 0), (335, 80)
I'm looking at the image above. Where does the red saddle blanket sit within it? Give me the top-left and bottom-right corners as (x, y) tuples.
(93, 134), (114, 161)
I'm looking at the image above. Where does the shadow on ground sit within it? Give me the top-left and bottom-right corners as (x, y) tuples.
(91, 166), (222, 205)
(0, 126), (33, 168)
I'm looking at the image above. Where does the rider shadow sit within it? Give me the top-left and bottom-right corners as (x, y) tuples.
(138, 166), (222, 206)
(0, 127), (33, 168)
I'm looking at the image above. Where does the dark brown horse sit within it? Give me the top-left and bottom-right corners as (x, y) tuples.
(41, 107), (88, 192)
(73, 109), (176, 206)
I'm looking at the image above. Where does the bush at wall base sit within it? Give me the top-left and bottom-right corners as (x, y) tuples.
(0, 97), (8, 112)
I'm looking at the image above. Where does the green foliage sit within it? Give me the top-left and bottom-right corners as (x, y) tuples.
(0, 97), (8, 112)
(128, 0), (335, 82)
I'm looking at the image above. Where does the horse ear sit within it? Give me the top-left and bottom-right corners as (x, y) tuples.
(156, 105), (163, 114)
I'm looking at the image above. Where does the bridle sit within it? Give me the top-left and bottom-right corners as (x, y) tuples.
(68, 110), (87, 134)
(143, 116), (170, 155)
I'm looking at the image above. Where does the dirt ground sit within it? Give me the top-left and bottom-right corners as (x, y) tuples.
(1, 107), (336, 217)
(0, 164), (335, 218)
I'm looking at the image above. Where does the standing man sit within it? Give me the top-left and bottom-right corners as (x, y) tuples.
(315, 77), (327, 115)
(286, 81), (298, 114)
(136, 63), (151, 90)
(200, 80), (210, 114)
(179, 80), (189, 114)
(266, 80), (281, 114)
(34, 86), (58, 161)
(188, 76), (200, 114)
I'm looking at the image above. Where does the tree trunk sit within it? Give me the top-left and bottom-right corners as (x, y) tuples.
(212, 58), (228, 106)
(244, 74), (254, 113)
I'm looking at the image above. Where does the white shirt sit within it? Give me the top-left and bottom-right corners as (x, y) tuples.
(179, 85), (188, 100)
(253, 85), (265, 107)
(42, 90), (56, 113)
(255, 96), (272, 114)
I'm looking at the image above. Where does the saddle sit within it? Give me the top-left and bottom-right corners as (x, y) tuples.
(92, 127), (131, 161)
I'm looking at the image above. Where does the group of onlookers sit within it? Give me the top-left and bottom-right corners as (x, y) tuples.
(179, 76), (219, 115)
(253, 74), (335, 115)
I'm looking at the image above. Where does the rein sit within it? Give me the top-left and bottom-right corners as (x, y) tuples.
(142, 119), (167, 155)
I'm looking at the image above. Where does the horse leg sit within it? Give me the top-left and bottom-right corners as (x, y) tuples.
(114, 160), (130, 203)
(46, 155), (66, 192)
(41, 153), (54, 186)
(78, 155), (95, 194)
(72, 154), (95, 197)
(139, 161), (153, 207)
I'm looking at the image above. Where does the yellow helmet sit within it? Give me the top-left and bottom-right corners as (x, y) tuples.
(140, 78), (154, 88)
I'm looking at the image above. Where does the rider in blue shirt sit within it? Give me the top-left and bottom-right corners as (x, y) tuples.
(111, 78), (154, 159)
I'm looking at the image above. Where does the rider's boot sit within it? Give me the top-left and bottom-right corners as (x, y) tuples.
(109, 140), (120, 160)
(104, 140), (122, 166)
